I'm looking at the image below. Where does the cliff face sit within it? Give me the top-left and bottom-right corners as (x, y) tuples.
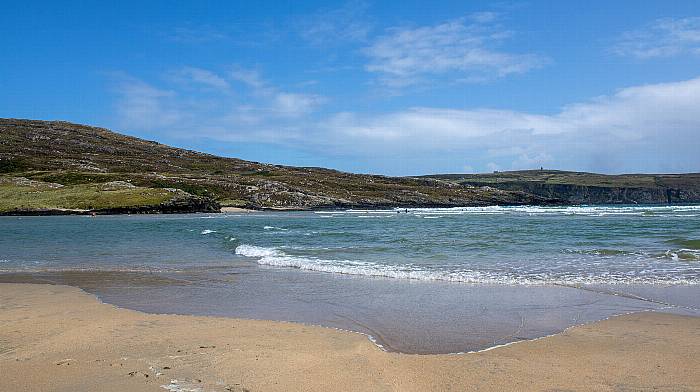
(461, 181), (700, 205)
(425, 171), (700, 205)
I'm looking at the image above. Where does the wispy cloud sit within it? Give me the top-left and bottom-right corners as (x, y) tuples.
(112, 68), (325, 142)
(114, 76), (184, 130)
(229, 67), (326, 117)
(230, 68), (266, 89)
(170, 67), (231, 90)
(612, 16), (700, 58)
(167, 25), (229, 44)
(296, 1), (373, 45)
(271, 92), (326, 117)
(363, 13), (547, 88)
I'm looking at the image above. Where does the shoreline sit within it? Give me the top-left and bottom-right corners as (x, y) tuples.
(2, 262), (700, 355)
(3, 201), (700, 216)
(2, 283), (699, 391)
(3, 269), (699, 355)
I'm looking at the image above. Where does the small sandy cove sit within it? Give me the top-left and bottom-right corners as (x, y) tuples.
(1, 284), (699, 391)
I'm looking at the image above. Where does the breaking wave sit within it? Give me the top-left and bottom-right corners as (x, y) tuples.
(314, 205), (700, 217)
(235, 244), (699, 285)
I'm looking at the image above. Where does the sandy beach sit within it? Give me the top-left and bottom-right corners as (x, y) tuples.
(1, 283), (698, 391)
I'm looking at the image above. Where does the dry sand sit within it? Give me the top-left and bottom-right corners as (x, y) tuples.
(1, 283), (699, 392)
(220, 207), (256, 213)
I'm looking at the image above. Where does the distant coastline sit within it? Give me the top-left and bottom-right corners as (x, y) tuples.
(2, 118), (700, 215)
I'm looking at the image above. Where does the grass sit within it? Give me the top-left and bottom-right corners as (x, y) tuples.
(0, 178), (176, 212)
(218, 198), (249, 207)
(4, 119), (697, 209)
(426, 170), (699, 188)
(29, 172), (125, 185)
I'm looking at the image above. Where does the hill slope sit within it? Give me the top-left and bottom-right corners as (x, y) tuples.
(423, 170), (700, 205)
(0, 119), (552, 214)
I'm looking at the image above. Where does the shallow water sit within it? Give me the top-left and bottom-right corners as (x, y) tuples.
(1, 206), (699, 353)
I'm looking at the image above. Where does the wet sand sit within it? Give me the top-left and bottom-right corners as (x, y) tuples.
(1, 283), (699, 391)
(4, 269), (697, 354)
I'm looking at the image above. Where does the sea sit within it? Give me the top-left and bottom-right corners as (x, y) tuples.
(1, 205), (699, 353)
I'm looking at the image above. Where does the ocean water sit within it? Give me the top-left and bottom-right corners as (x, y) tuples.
(1, 205), (699, 353)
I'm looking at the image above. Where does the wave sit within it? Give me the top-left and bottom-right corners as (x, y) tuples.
(314, 205), (700, 217)
(264, 226), (288, 231)
(662, 249), (700, 261)
(666, 238), (700, 250)
(0, 266), (182, 273)
(200, 229), (216, 235)
(564, 248), (643, 257)
(234, 244), (699, 285)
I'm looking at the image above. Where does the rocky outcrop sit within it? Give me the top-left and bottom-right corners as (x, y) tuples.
(92, 195), (221, 214)
(459, 181), (700, 205)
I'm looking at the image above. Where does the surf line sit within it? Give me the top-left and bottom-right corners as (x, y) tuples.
(554, 283), (700, 312)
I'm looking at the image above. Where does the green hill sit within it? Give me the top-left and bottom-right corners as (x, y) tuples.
(0, 119), (552, 214)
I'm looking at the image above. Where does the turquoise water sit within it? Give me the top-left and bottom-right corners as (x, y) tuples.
(1, 205), (699, 353)
(3, 205), (698, 284)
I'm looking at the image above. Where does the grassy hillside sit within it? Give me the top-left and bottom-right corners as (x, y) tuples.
(0, 119), (551, 213)
(0, 177), (217, 214)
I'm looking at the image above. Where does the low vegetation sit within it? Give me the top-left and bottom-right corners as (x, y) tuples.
(0, 177), (208, 214)
(1, 118), (697, 214)
(0, 119), (552, 213)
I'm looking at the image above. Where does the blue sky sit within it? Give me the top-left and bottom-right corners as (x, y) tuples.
(2, 1), (700, 175)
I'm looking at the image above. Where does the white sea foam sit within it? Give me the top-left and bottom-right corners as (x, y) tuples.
(200, 229), (216, 235)
(316, 205), (700, 217)
(235, 244), (279, 258)
(234, 244), (699, 285)
(161, 380), (202, 392)
(664, 249), (700, 261)
(264, 226), (288, 230)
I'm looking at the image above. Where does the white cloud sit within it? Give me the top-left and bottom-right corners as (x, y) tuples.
(112, 68), (325, 141)
(114, 77), (184, 130)
(173, 67), (230, 90)
(326, 77), (700, 142)
(230, 67), (326, 117)
(364, 14), (547, 87)
(168, 25), (228, 44)
(113, 70), (700, 174)
(273, 92), (326, 117)
(613, 17), (700, 58)
(319, 77), (700, 172)
(468, 12), (499, 24)
(296, 1), (373, 45)
(230, 68), (266, 89)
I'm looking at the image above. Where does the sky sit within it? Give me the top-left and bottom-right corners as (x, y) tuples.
(1, 1), (700, 175)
